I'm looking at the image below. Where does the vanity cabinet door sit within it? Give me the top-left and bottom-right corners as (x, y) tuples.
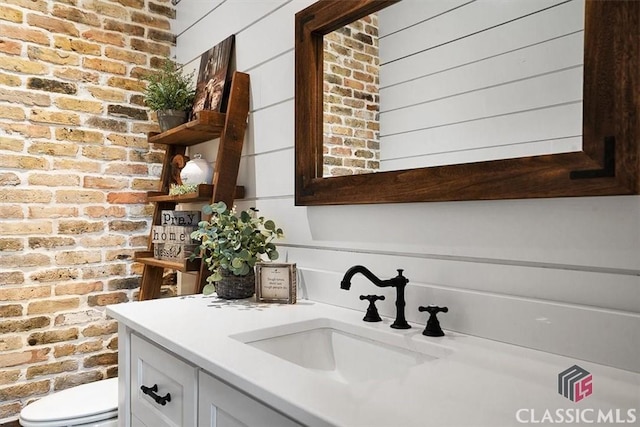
(130, 333), (198, 427)
(131, 415), (147, 427)
(198, 371), (301, 427)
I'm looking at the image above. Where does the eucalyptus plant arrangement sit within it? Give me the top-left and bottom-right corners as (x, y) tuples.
(190, 202), (284, 295)
(142, 58), (196, 113)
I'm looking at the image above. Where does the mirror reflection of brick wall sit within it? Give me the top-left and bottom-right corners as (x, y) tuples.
(323, 14), (380, 177)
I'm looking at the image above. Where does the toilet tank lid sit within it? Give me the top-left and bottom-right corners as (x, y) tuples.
(20, 377), (118, 423)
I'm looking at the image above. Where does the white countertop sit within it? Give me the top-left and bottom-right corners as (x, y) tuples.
(107, 296), (639, 427)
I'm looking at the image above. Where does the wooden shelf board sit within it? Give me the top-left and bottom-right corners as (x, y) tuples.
(134, 251), (201, 273)
(148, 184), (245, 203)
(148, 110), (226, 146)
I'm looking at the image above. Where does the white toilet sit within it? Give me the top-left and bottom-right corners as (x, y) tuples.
(19, 377), (118, 427)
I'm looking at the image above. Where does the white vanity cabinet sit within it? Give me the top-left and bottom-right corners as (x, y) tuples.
(119, 325), (301, 427)
(198, 371), (301, 427)
(108, 296), (640, 427)
(129, 332), (198, 427)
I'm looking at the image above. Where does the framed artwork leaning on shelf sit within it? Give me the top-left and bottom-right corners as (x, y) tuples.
(192, 35), (235, 116)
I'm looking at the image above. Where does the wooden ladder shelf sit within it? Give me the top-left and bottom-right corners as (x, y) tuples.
(135, 71), (250, 301)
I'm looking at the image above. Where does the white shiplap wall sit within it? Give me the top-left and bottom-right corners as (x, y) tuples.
(378, 0), (584, 170)
(175, 0), (640, 373)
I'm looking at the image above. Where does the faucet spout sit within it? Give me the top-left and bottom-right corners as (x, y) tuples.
(341, 265), (387, 290)
(340, 265), (411, 329)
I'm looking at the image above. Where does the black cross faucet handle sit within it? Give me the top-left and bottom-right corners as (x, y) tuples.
(359, 294), (385, 322)
(418, 305), (449, 337)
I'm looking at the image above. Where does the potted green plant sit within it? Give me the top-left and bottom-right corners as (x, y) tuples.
(191, 202), (284, 298)
(142, 58), (196, 132)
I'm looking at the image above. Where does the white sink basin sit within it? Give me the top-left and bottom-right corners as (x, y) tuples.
(232, 318), (451, 384)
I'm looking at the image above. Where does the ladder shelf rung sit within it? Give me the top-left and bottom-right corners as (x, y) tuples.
(134, 251), (201, 273)
(148, 110), (226, 147)
(147, 184), (245, 203)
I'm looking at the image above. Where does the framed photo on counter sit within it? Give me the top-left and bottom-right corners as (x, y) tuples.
(255, 263), (297, 304)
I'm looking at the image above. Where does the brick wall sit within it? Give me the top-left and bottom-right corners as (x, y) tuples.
(323, 14), (380, 177)
(0, 0), (175, 422)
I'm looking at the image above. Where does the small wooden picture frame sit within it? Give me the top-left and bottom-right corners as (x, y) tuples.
(255, 263), (297, 304)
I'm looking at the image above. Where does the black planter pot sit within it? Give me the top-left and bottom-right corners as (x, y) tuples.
(214, 270), (255, 299)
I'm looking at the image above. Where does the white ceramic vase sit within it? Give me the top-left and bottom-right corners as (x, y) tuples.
(180, 154), (213, 185)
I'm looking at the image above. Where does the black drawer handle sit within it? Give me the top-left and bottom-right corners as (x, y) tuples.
(140, 383), (171, 406)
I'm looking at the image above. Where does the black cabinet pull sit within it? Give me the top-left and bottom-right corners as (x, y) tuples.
(140, 383), (171, 406)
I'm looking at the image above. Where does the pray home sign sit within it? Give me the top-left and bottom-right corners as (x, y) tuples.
(153, 210), (201, 261)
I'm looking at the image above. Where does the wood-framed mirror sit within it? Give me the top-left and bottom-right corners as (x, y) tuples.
(295, 0), (639, 205)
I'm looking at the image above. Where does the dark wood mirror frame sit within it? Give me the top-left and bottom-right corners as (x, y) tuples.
(295, 0), (639, 205)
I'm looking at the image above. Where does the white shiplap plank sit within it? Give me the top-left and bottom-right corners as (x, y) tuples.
(249, 99), (294, 154)
(380, 67), (582, 136)
(236, 0), (317, 71)
(243, 197), (640, 273)
(380, 102), (582, 159)
(380, 32), (583, 112)
(176, 0), (288, 65)
(174, 0), (224, 36)
(305, 199), (640, 272)
(238, 148), (294, 199)
(248, 50), (294, 110)
(380, 136), (582, 170)
(283, 246), (640, 314)
(378, 0), (472, 37)
(379, 102), (583, 168)
(380, 0), (573, 64)
(233, 198), (311, 243)
(380, 0), (584, 87)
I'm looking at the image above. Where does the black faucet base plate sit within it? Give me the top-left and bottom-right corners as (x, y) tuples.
(390, 323), (411, 330)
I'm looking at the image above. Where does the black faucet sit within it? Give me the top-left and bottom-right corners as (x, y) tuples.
(341, 265), (410, 329)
